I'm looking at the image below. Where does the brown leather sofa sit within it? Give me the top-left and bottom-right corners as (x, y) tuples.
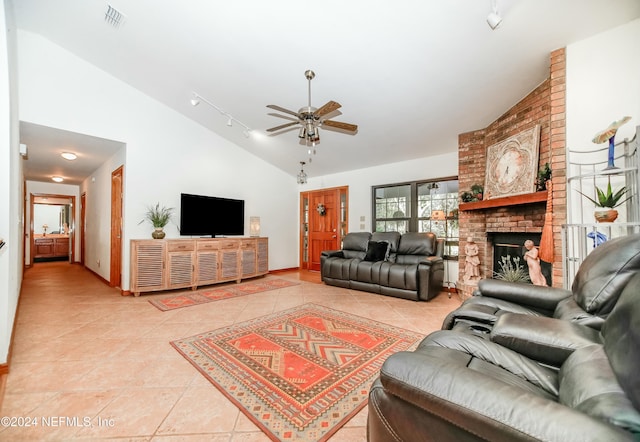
(367, 270), (640, 441)
(321, 231), (444, 301)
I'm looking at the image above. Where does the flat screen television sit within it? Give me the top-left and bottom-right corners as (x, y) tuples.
(180, 193), (245, 237)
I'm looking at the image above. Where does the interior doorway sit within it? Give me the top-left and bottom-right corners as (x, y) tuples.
(300, 186), (348, 271)
(29, 193), (76, 266)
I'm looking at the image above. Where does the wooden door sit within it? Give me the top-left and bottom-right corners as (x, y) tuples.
(110, 166), (123, 288)
(80, 192), (86, 266)
(308, 189), (339, 271)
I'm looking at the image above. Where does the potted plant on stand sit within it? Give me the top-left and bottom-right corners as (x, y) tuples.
(140, 203), (174, 239)
(578, 179), (631, 223)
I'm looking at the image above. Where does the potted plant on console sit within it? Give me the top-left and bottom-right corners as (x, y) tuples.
(140, 202), (174, 239)
(578, 178), (631, 223)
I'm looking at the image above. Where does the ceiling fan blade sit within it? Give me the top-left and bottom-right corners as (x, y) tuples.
(266, 121), (299, 132)
(322, 120), (358, 132)
(266, 104), (300, 118)
(314, 101), (341, 118)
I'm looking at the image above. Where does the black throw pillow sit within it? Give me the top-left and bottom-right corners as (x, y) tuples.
(364, 240), (390, 262)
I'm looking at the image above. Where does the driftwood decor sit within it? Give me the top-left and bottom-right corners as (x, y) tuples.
(484, 125), (540, 200)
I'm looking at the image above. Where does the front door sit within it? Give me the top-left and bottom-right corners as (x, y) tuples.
(303, 186), (348, 272)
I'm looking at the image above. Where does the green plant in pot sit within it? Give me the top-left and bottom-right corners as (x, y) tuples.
(577, 179), (631, 223)
(140, 203), (174, 239)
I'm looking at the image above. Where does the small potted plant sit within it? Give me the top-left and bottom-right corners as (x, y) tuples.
(471, 184), (484, 201)
(578, 179), (631, 223)
(140, 203), (174, 239)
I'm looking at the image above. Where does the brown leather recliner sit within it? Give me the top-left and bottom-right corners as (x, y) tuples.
(441, 232), (640, 333)
(367, 270), (640, 441)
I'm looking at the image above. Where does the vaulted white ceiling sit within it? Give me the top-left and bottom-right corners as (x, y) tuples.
(12, 0), (640, 183)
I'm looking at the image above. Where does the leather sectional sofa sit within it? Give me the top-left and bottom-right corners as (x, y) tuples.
(321, 231), (444, 301)
(367, 233), (640, 441)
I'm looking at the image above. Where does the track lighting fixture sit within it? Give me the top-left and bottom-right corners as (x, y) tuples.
(297, 161), (308, 184)
(190, 92), (251, 136)
(487, 0), (502, 30)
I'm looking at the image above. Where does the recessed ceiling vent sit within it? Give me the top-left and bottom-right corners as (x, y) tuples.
(104, 4), (126, 29)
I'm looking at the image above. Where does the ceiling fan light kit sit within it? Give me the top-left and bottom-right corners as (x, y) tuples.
(267, 70), (358, 161)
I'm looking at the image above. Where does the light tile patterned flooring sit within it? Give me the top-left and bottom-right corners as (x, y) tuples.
(1, 261), (461, 441)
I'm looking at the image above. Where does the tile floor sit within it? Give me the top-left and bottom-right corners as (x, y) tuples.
(1, 261), (461, 441)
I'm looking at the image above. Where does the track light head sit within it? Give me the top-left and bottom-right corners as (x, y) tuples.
(487, 11), (502, 29)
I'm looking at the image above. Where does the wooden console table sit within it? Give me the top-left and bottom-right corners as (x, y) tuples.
(130, 237), (268, 296)
(34, 234), (70, 259)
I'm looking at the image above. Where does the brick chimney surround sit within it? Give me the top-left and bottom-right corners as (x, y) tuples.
(457, 48), (567, 298)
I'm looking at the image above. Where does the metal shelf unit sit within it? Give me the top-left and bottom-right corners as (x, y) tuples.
(563, 126), (639, 288)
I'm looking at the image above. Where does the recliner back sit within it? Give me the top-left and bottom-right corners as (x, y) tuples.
(571, 233), (640, 316)
(341, 232), (371, 259)
(601, 270), (640, 411)
(396, 232), (440, 265)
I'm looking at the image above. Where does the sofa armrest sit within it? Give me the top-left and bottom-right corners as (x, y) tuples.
(490, 313), (602, 367)
(476, 278), (572, 311)
(376, 351), (634, 441)
(419, 255), (442, 268)
(320, 250), (344, 258)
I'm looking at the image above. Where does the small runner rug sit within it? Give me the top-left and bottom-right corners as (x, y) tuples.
(149, 279), (300, 311)
(171, 303), (423, 441)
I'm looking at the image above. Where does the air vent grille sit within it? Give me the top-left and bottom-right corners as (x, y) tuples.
(104, 4), (126, 29)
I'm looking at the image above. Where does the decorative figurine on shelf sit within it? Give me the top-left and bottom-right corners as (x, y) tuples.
(463, 237), (480, 282)
(63, 222), (70, 235)
(592, 116), (631, 170)
(523, 240), (547, 286)
(42, 224), (48, 236)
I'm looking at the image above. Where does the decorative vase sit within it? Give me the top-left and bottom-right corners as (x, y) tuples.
(152, 227), (166, 239)
(594, 210), (618, 223)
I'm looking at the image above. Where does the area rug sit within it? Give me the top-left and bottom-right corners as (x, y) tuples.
(171, 303), (423, 441)
(148, 279), (300, 311)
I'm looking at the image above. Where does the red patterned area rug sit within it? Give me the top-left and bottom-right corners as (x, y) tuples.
(171, 303), (423, 441)
(149, 279), (300, 311)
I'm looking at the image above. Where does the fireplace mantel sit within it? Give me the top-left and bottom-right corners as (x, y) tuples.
(459, 190), (547, 211)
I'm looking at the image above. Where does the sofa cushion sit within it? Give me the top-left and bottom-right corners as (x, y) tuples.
(364, 240), (390, 262)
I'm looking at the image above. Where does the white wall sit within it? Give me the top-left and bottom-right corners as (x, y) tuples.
(566, 18), (640, 223)
(79, 147), (125, 280)
(18, 30), (299, 290)
(1, 0), (22, 365)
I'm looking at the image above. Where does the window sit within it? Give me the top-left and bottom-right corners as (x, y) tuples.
(373, 178), (459, 258)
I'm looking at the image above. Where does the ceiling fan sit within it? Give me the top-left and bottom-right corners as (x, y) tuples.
(266, 70), (358, 149)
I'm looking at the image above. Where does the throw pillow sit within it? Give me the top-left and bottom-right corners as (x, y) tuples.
(364, 240), (390, 262)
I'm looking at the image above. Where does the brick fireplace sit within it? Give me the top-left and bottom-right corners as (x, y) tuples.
(457, 48), (567, 297)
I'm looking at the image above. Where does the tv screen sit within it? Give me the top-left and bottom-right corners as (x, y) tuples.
(180, 193), (245, 237)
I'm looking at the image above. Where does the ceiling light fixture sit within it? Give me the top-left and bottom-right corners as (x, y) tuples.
(52, 176), (64, 183)
(190, 92), (251, 137)
(297, 161), (308, 185)
(487, 0), (502, 29)
(61, 152), (77, 160)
